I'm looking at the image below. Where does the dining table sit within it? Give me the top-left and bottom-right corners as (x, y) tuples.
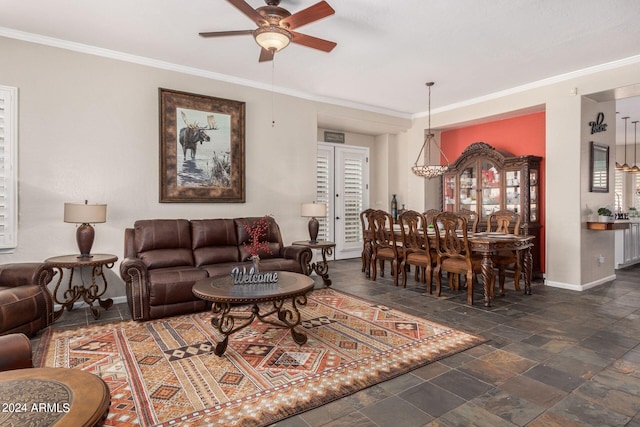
(393, 226), (535, 307)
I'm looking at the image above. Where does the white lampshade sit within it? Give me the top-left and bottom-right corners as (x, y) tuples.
(64, 202), (107, 224)
(300, 202), (327, 218)
(254, 26), (292, 52)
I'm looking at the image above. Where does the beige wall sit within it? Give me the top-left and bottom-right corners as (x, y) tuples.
(3, 33), (640, 299)
(0, 36), (407, 300)
(580, 98), (616, 288)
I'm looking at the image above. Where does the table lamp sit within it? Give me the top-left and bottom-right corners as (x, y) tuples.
(300, 202), (327, 243)
(64, 200), (107, 259)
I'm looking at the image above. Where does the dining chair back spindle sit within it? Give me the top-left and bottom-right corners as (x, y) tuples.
(399, 211), (436, 292)
(369, 210), (403, 286)
(433, 212), (484, 304)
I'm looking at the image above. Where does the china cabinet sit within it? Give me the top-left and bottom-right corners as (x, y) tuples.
(441, 142), (543, 273)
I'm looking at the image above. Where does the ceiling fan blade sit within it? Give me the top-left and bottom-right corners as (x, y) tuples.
(290, 31), (336, 52)
(259, 48), (274, 62)
(280, 1), (335, 30)
(227, 0), (266, 25)
(199, 30), (254, 37)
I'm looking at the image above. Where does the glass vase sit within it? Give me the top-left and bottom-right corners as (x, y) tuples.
(251, 255), (260, 274)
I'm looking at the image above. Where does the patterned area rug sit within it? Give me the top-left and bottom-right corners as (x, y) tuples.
(36, 288), (484, 426)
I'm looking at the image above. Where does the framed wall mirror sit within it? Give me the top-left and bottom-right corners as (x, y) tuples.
(590, 142), (609, 193)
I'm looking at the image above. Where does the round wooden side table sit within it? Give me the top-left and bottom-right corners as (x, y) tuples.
(0, 367), (110, 426)
(45, 254), (118, 320)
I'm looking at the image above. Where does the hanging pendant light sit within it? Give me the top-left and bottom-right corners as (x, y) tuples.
(631, 120), (640, 173)
(412, 82), (450, 179)
(621, 116), (631, 171)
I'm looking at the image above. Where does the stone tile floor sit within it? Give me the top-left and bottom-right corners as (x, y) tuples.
(35, 259), (640, 426)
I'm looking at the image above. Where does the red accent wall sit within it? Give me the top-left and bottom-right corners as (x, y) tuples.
(441, 111), (546, 272)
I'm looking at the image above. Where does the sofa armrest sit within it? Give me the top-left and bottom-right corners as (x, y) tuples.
(0, 263), (55, 289)
(282, 245), (313, 276)
(0, 333), (33, 371)
(119, 257), (150, 321)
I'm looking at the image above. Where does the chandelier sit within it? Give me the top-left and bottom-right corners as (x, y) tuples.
(619, 116), (631, 171)
(412, 82), (450, 178)
(631, 120), (640, 173)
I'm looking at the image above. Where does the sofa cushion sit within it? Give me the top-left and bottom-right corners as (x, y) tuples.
(235, 217), (284, 261)
(135, 219), (194, 269)
(147, 267), (208, 306)
(191, 219), (240, 267)
(198, 262), (243, 278)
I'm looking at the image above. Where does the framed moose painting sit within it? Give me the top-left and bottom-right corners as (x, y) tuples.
(159, 88), (246, 202)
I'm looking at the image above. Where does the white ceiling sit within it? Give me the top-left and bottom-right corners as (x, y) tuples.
(2, 0), (640, 120)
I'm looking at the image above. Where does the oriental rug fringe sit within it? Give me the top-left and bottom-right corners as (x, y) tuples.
(36, 288), (484, 426)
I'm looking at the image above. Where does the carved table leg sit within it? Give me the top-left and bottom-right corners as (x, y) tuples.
(312, 247), (333, 287)
(259, 295), (308, 345)
(210, 302), (258, 356)
(85, 264), (114, 319)
(480, 253), (495, 307)
(523, 246), (533, 295)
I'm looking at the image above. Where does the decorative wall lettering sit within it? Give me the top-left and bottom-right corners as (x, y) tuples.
(589, 112), (607, 134)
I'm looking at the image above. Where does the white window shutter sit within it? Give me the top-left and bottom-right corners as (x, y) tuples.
(0, 86), (18, 251)
(316, 147), (332, 241)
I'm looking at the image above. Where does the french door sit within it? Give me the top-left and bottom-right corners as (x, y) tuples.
(316, 142), (369, 260)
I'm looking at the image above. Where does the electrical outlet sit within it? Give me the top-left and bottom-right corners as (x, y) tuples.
(598, 255), (605, 264)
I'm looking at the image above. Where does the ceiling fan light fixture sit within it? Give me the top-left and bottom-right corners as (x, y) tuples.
(254, 26), (292, 52)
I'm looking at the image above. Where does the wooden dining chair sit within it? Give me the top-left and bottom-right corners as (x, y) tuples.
(423, 209), (441, 229)
(369, 210), (404, 286)
(456, 208), (479, 233)
(487, 209), (522, 295)
(433, 212), (484, 304)
(399, 210), (436, 292)
(360, 208), (375, 278)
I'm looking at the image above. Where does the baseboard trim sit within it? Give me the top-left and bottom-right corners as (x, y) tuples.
(545, 274), (616, 292)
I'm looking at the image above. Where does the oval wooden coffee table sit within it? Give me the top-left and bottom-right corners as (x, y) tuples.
(193, 271), (315, 356)
(0, 367), (110, 426)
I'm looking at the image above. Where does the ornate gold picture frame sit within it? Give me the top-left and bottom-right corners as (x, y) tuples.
(159, 88), (245, 202)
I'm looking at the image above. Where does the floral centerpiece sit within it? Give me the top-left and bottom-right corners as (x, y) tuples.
(243, 215), (273, 273)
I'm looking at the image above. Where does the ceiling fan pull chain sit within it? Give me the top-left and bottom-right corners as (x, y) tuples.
(271, 57), (276, 127)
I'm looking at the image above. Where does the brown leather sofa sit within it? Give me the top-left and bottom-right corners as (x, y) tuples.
(120, 217), (313, 321)
(0, 333), (33, 371)
(0, 263), (55, 337)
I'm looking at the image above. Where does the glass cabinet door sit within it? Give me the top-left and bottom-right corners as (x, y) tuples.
(459, 166), (477, 212)
(443, 174), (456, 212)
(505, 169), (521, 214)
(530, 168), (539, 222)
(480, 160), (500, 220)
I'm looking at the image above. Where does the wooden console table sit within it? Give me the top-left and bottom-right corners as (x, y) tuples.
(45, 254), (117, 320)
(586, 221), (630, 231)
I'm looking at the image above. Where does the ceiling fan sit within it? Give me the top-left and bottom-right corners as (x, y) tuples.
(199, 0), (337, 62)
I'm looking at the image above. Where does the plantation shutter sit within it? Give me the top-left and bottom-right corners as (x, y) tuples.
(0, 86), (18, 251)
(343, 157), (365, 245)
(316, 146), (332, 241)
(614, 170), (624, 211)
